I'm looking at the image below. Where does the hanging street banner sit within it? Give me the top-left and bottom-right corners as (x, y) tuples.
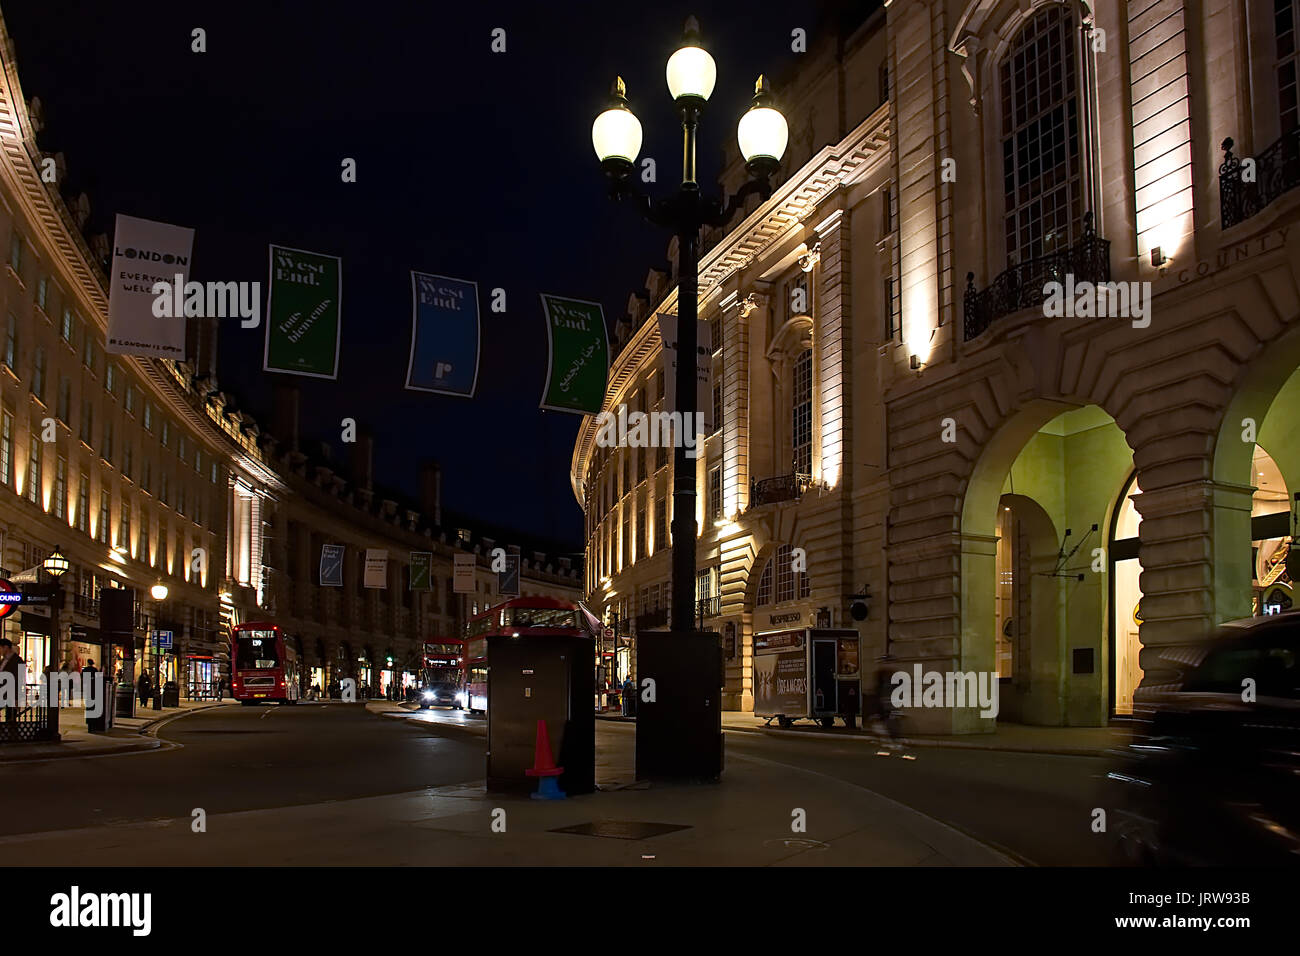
(320, 544), (345, 587)
(264, 245), (342, 379)
(364, 549), (389, 589)
(406, 272), (480, 397)
(657, 313), (714, 433)
(498, 554), (520, 597)
(453, 553), (476, 593)
(538, 293), (609, 415)
(409, 552), (433, 591)
(106, 214), (195, 359)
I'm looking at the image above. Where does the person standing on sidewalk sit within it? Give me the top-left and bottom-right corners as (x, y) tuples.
(137, 669), (151, 706)
(0, 639), (22, 735)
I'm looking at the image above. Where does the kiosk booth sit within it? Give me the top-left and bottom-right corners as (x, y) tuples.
(486, 629), (595, 795)
(754, 628), (861, 728)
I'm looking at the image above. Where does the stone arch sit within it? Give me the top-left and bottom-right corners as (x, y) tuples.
(1211, 318), (1300, 623)
(957, 397), (1136, 727)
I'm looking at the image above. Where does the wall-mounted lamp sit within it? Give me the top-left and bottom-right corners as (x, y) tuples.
(849, 587), (870, 621)
(909, 355), (923, 370)
(1151, 246), (1166, 267)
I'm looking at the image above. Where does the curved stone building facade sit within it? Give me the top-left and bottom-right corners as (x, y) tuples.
(574, 0), (1300, 732)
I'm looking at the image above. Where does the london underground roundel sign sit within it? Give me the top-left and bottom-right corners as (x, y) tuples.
(0, 579), (20, 620)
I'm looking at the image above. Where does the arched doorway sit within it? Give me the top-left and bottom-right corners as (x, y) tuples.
(964, 403), (1134, 727)
(1215, 349), (1300, 625)
(1109, 473), (1143, 715)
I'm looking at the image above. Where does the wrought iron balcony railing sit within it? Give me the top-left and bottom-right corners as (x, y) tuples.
(750, 472), (813, 509)
(695, 596), (720, 620)
(963, 212), (1110, 341)
(634, 607), (667, 633)
(1220, 133), (1300, 230)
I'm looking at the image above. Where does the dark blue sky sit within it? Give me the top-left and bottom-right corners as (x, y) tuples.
(3, 0), (842, 549)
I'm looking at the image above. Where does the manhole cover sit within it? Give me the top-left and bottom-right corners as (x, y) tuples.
(550, 820), (692, 840)
(764, 838), (829, 850)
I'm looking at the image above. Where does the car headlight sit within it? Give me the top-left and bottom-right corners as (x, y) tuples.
(421, 690), (434, 699)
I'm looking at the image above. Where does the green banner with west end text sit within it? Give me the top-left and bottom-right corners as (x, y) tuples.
(539, 293), (609, 415)
(264, 245), (342, 379)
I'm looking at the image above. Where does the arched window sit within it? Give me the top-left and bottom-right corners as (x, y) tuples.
(755, 544), (810, 606)
(1000, 5), (1083, 265)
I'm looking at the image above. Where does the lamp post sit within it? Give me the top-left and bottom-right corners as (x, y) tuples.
(149, 581), (168, 708)
(41, 547), (70, 671)
(593, 16), (788, 632)
(41, 548), (69, 731)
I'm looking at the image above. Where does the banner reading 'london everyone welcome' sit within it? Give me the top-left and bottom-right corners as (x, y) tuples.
(264, 245), (342, 379)
(106, 214), (195, 359)
(538, 293), (609, 415)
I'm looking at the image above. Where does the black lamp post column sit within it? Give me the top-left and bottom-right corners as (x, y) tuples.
(592, 18), (787, 781)
(670, 213), (700, 633)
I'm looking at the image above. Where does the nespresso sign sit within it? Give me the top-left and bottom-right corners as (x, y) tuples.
(767, 611), (806, 626)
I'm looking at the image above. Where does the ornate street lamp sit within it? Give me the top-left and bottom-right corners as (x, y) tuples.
(42, 548), (70, 580)
(592, 16), (787, 634)
(41, 548), (70, 725)
(150, 582), (169, 602)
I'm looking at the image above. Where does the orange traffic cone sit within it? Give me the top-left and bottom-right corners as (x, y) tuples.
(524, 719), (566, 800)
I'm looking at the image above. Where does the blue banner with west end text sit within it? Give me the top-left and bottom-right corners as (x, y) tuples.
(405, 272), (480, 397)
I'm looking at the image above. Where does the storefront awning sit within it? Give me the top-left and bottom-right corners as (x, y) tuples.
(17, 611), (52, 635)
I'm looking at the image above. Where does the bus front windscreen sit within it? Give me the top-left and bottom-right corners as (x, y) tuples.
(235, 631), (280, 670)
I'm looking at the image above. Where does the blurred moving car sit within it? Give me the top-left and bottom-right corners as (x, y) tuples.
(418, 682), (458, 708)
(1107, 611), (1300, 865)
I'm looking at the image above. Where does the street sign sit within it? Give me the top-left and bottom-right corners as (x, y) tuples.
(453, 552), (475, 593)
(18, 583), (56, 606)
(153, 630), (173, 649)
(0, 579), (19, 620)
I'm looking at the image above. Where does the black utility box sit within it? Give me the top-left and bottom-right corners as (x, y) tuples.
(635, 630), (724, 782)
(486, 632), (595, 795)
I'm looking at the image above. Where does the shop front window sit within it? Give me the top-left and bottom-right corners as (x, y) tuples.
(1252, 445), (1292, 614)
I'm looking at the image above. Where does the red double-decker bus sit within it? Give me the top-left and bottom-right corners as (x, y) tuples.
(419, 638), (465, 708)
(231, 622), (301, 705)
(460, 596), (593, 713)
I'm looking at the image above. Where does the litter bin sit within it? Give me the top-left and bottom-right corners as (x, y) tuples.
(162, 681), (180, 708)
(114, 680), (135, 719)
(85, 698), (107, 732)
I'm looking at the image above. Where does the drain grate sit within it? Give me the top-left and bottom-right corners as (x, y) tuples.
(550, 820), (692, 840)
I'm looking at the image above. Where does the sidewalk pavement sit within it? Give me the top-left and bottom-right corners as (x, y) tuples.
(0, 699), (231, 763)
(592, 711), (1130, 756)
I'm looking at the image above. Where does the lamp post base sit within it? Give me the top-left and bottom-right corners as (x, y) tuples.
(634, 630), (724, 783)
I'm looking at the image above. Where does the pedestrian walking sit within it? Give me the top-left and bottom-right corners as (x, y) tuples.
(137, 669), (151, 706)
(864, 665), (902, 748)
(621, 675), (636, 717)
(0, 638), (23, 734)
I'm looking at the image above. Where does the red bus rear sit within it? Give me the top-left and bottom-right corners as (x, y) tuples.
(231, 622), (301, 705)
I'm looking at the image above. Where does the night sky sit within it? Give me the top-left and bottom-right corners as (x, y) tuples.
(3, 0), (841, 550)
